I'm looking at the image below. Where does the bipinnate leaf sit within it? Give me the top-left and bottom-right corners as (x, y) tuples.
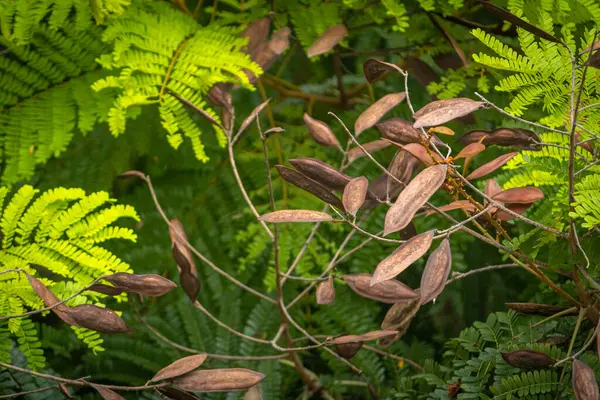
(237, 99), (271, 138)
(26, 273), (76, 325)
(316, 276), (335, 304)
(501, 350), (556, 369)
(372, 231), (435, 285)
(572, 359), (599, 400)
(151, 354), (208, 382)
(102, 273), (177, 297)
(384, 165), (447, 235)
(289, 158), (351, 191)
(174, 368), (265, 392)
(307, 24), (348, 57)
(459, 128), (541, 150)
(342, 274), (418, 304)
(426, 200), (476, 216)
(454, 143), (485, 160)
(343, 176), (369, 217)
(419, 239), (452, 305)
(492, 187), (544, 204)
(91, 384), (125, 400)
(169, 219), (201, 301)
(413, 98), (485, 129)
(466, 152), (518, 180)
(65, 304), (129, 333)
(347, 140), (391, 164)
(363, 59), (405, 83)
(276, 165), (344, 210)
(303, 114), (341, 149)
(259, 210), (333, 223)
(355, 93), (406, 136)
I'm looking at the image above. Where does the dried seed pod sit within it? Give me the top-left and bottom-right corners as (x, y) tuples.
(384, 165), (447, 235)
(376, 118), (444, 147)
(405, 55), (439, 88)
(303, 114), (341, 149)
(572, 359), (599, 400)
(102, 273), (177, 297)
(501, 350), (557, 369)
(316, 276), (335, 305)
(537, 335), (568, 346)
(307, 24), (348, 57)
(355, 93), (406, 136)
(584, 41), (600, 69)
(426, 200), (477, 216)
(454, 142), (486, 160)
(259, 210), (333, 223)
(347, 139), (392, 164)
(335, 342), (363, 359)
(492, 187), (544, 204)
(466, 152), (518, 180)
(379, 297), (421, 347)
(343, 274), (418, 304)
(386, 150), (418, 197)
(343, 176), (369, 217)
(207, 84), (232, 109)
(363, 59), (405, 83)
(276, 165), (344, 210)
(174, 368), (265, 392)
(241, 17), (271, 59)
(151, 354), (208, 382)
(249, 27), (291, 82)
(237, 99), (271, 138)
(372, 231), (435, 285)
(244, 385), (262, 400)
(420, 239), (452, 305)
(289, 157), (351, 191)
(400, 143), (444, 166)
(91, 384), (125, 400)
(26, 273), (77, 325)
(505, 302), (576, 316)
(485, 179), (503, 198)
(64, 304), (130, 334)
(413, 98), (485, 129)
(88, 284), (126, 296)
(169, 219), (201, 301)
(459, 128), (542, 151)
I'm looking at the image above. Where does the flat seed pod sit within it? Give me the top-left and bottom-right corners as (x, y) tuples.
(88, 284), (126, 296)
(91, 384), (125, 400)
(207, 84), (232, 109)
(485, 179), (503, 198)
(360, 330), (400, 342)
(289, 157), (351, 191)
(316, 276), (335, 304)
(496, 203), (533, 221)
(572, 359), (599, 400)
(303, 113), (341, 149)
(459, 128), (542, 151)
(505, 302), (575, 316)
(386, 150), (418, 196)
(466, 152), (518, 180)
(347, 140), (391, 164)
(169, 219), (200, 301)
(379, 297), (421, 347)
(426, 200), (477, 216)
(26, 273), (77, 325)
(343, 176), (369, 217)
(342, 273), (418, 304)
(237, 99), (271, 138)
(399, 143), (443, 166)
(259, 210), (333, 223)
(244, 385), (262, 400)
(420, 239), (452, 305)
(335, 342), (363, 359)
(501, 350), (556, 369)
(362, 174), (402, 209)
(102, 273), (177, 297)
(384, 165), (447, 235)
(492, 187), (544, 204)
(372, 231), (435, 285)
(307, 24), (348, 57)
(151, 354), (208, 382)
(174, 368), (265, 393)
(64, 304), (130, 334)
(276, 165), (344, 210)
(241, 17), (271, 59)
(248, 28), (290, 82)
(454, 142), (485, 160)
(413, 98), (485, 129)
(363, 59), (405, 83)
(376, 118), (443, 147)
(355, 93), (406, 136)
(179, 270), (201, 302)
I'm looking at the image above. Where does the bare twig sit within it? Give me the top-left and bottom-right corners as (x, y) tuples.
(0, 385), (59, 398)
(446, 263), (520, 285)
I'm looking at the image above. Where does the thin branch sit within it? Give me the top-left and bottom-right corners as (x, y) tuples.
(446, 263), (520, 285)
(362, 345), (423, 370)
(0, 385), (59, 398)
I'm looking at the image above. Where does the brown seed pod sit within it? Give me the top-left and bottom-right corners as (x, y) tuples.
(405, 55), (439, 88)
(303, 114), (342, 149)
(289, 157), (351, 191)
(501, 350), (557, 369)
(583, 41), (600, 69)
(151, 354), (208, 382)
(355, 93), (406, 136)
(259, 210), (333, 223)
(505, 302), (576, 316)
(248, 27), (291, 82)
(26, 273), (77, 325)
(207, 84), (232, 109)
(362, 59), (405, 83)
(419, 239), (452, 305)
(276, 165), (344, 210)
(372, 231), (435, 285)
(347, 139), (392, 164)
(379, 297), (421, 347)
(459, 128), (542, 151)
(343, 176), (369, 217)
(384, 150), (419, 199)
(428, 14), (469, 68)
(342, 274), (418, 304)
(335, 342), (363, 359)
(88, 284), (126, 296)
(466, 152), (518, 180)
(384, 165), (447, 235)
(91, 384), (125, 400)
(572, 359), (599, 400)
(413, 98), (485, 129)
(64, 304), (130, 334)
(102, 273), (177, 297)
(492, 187), (544, 204)
(376, 118), (444, 147)
(173, 368), (265, 393)
(169, 219), (201, 301)
(240, 17), (271, 60)
(316, 276), (335, 305)
(237, 99), (271, 138)
(307, 24), (348, 57)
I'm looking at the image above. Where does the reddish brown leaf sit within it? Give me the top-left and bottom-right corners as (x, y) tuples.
(91, 384), (125, 400)
(303, 114), (341, 149)
(237, 99), (271, 138)
(307, 24), (348, 57)
(343, 176), (369, 217)
(174, 368), (265, 392)
(492, 187), (544, 204)
(259, 210), (333, 223)
(347, 140), (391, 164)
(276, 165), (344, 210)
(342, 273), (418, 304)
(572, 359), (599, 400)
(399, 143), (443, 166)
(454, 143), (486, 160)
(459, 128), (542, 151)
(466, 152), (518, 180)
(372, 231), (435, 285)
(26, 273), (77, 325)
(151, 354), (208, 382)
(420, 239), (452, 305)
(485, 179), (503, 198)
(413, 98), (485, 129)
(102, 273), (177, 297)
(355, 93), (406, 136)
(426, 200), (477, 216)
(384, 165), (447, 235)
(496, 203), (533, 221)
(316, 275), (335, 305)
(363, 59), (405, 83)
(501, 350), (557, 369)
(64, 304), (130, 333)
(376, 118), (444, 147)
(289, 157), (351, 191)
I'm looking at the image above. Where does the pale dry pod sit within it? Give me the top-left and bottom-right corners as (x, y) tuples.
(26, 273), (76, 325)
(354, 93), (406, 136)
(572, 359), (599, 400)
(307, 24), (348, 57)
(259, 210), (334, 223)
(342, 273), (418, 303)
(419, 239), (452, 305)
(102, 273), (177, 297)
(343, 176), (369, 217)
(413, 98), (485, 129)
(248, 27), (291, 82)
(303, 113), (342, 149)
(174, 368), (266, 393)
(244, 385), (262, 400)
(169, 219), (201, 301)
(362, 58), (405, 83)
(316, 276), (336, 304)
(289, 157), (351, 191)
(151, 354), (208, 382)
(334, 342), (363, 359)
(347, 139), (391, 164)
(240, 17), (271, 59)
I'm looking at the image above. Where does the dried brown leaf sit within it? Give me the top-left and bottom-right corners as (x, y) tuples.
(501, 350), (557, 369)
(492, 187), (544, 204)
(307, 24), (348, 57)
(237, 99), (271, 138)
(343, 176), (369, 217)
(248, 27), (290, 82)
(316, 275), (335, 305)
(347, 140), (391, 164)
(384, 165), (447, 235)
(343, 273), (418, 304)
(355, 93), (406, 136)
(419, 239), (452, 305)
(505, 302), (575, 316)
(454, 143), (486, 160)
(276, 165), (344, 210)
(466, 152), (518, 180)
(65, 304), (130, 333)
(303, 113), (341, 149)
(259, 210), (333, 223)
(289, 157), (351, 191)
(174, 368), (265, 393)
(372, 231), (435, 285)
(362, 59), (404, 83)
(572, 359), (599, 400)
(102, 273), (177, 297)
(413, 98), (485, 129)
(151, 354), (208, 382)
(459, 128), (542, 151)
(91, 385), (125, 400)
(426, 200), (477, 216)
